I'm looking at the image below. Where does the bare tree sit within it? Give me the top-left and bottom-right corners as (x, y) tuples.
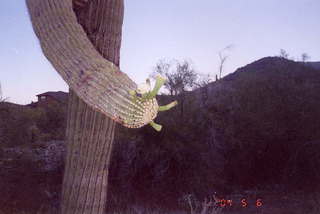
(175, 60), (198, 93)
(0, 82), (8, 102)
(301, 53), (310, 62)
(279, 49), (289, 59)
(0, 82), (3, 102)
(218, 45), (234, 79)
(152, 59), (175, 95)
(152, 59), (198, 95)
(194, 73), (213, 88)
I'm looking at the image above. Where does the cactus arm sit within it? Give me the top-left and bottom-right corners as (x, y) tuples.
(27, 0), (177, 131)
(120, 76), (176, 130)
(126, 76), (178, 131)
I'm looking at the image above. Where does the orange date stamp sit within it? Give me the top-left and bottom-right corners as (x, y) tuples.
(213, 197), (263, 208)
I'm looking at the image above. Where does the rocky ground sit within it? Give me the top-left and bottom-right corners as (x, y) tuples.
(0, 141), (65, 214)
(0, 140), (319, 214)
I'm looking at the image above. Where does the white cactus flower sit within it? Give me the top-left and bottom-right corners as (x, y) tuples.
(137, 78), (151, 94)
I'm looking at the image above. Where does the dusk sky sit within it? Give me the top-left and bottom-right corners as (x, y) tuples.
(0, 0), (319, 104)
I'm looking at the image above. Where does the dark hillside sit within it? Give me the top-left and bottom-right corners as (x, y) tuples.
(306, 61), (320, 70)
(109, 57), (320, 207)
(200, 57), (320, 189)
(1, 57), (320, 212)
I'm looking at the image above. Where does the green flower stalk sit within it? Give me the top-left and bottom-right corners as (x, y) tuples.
(159, 101), (178, 112)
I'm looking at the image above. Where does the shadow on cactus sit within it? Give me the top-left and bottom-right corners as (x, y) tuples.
(126, 76), (178, 131)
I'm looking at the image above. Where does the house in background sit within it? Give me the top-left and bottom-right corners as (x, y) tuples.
(28, 91), (68, 108)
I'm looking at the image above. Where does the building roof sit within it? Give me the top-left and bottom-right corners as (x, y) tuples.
(36, 91), (68, 103)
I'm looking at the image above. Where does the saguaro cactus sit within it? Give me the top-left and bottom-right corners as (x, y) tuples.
(26, 0), (176, 129)
(26, 0), (177, 213)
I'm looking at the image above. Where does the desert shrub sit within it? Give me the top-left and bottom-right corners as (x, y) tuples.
(0, 101), (67, 146)
(34, 102), (67, 140)
(0, 103), (39, 146)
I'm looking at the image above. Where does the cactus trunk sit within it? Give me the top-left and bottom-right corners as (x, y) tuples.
(59, 1), (124, 213)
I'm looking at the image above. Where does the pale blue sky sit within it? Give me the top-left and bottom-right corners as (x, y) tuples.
(0, 0), (319, 104)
